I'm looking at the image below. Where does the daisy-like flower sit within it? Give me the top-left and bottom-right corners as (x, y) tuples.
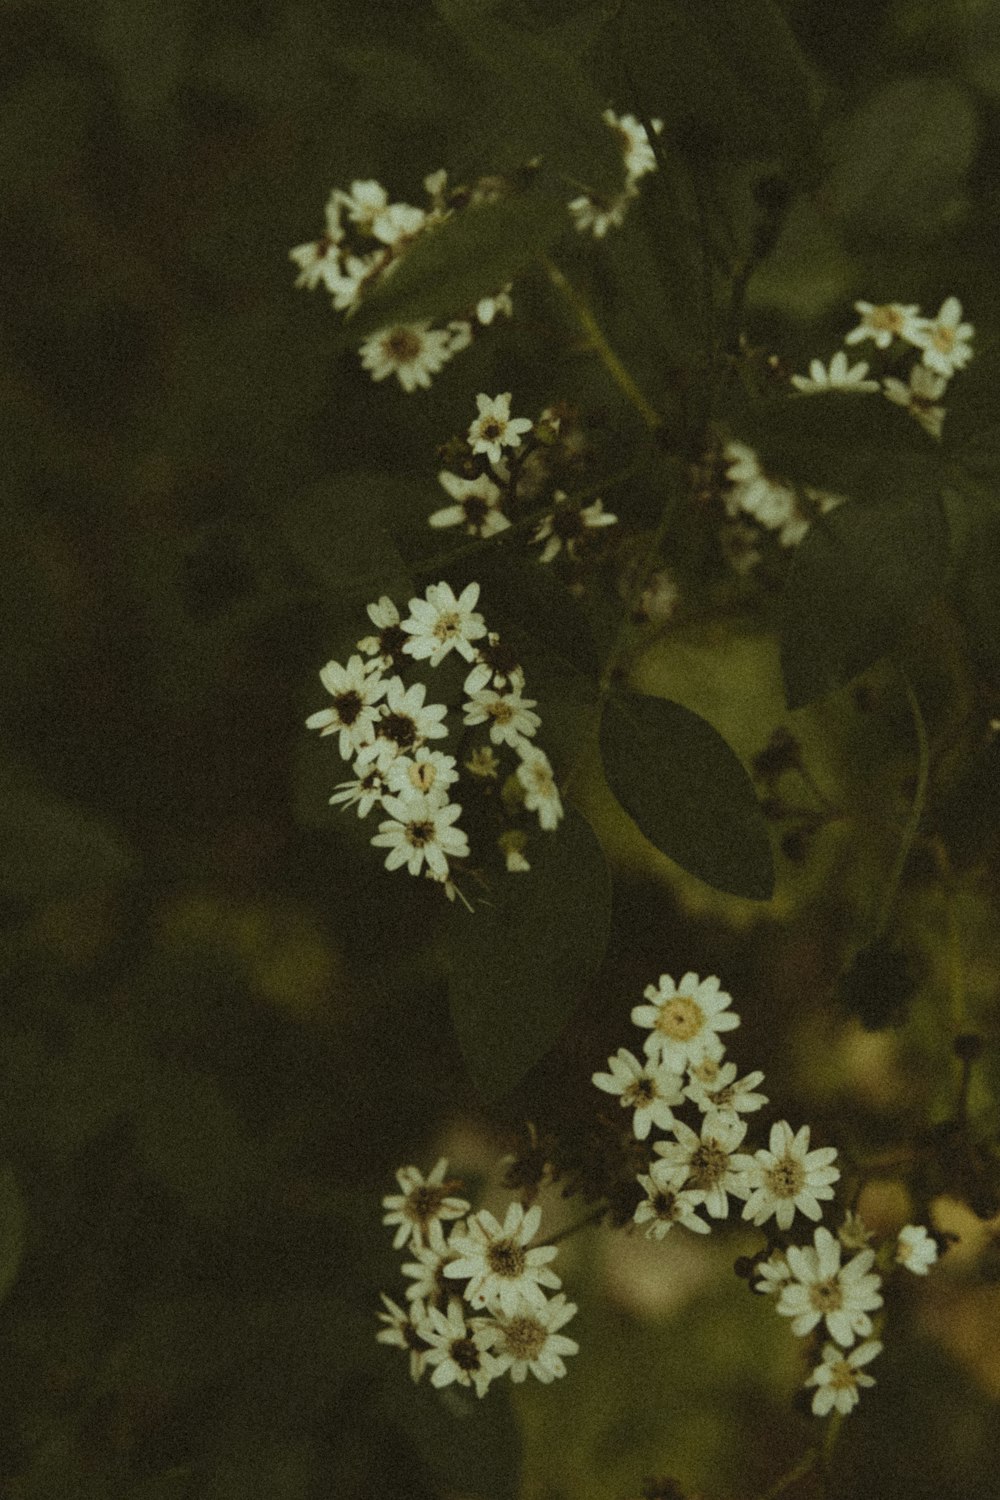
(463, 633), (526, 696)
(305, 654), (387, 760)
(845, 300), (924, 349)
(485, 1292), (579, 1384)
(444, 1202), (561, 1316)
(463, 688), (541, 750)
(335, 178), (391, 236)
(652, 1113), (750, 1220)
(569, 188), (634, 239)
(374, 677), (449, 758)
(790, 351), (880, 393)
(631, 972), (740, 1073)
(592, 1047), (684, 1141)
(735, 1120), (840, 1232)
(401, 1220), (463, 1309)
(418, 1298), (502, 1398)
(805, 1340), (882, 1417)
(500, 828), (531, 873)
(516, 747), (564, 831)
(326, 251), (379, 312)
(357, 595), (408, 667)
(370, 200), (426, 247)
(384, 747), (458, 799)
(467, 393), (533, 465)
(376, 1293), (432, 1382)
(883, 365), (948, 439)
(895, 1223), (939, 1275)
(605, 109), (662, 183)
(289, 192), (345, 290)
(911, 296), (974, 377)
(328, 760), (389, 818)
(382, 1159), (471, 1250)
(838, 1211), (874, 1252)
(475, 286), (513, 325)
(723, 442), (802, 537)
(370, 789), (469, 880)
(776, 1226), (884, 1347)
(466, 745), (501, 779)
(633, 1167), (711, 1240)
(401, 581), (488, 667)
(430, 472), (510, 537)
(684, 1060), (768, 1122)
(532, 493), (618, 563)
(359, 321), (457, 393)
(754, 1248), (793, 1297)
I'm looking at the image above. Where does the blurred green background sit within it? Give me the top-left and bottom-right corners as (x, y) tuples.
(3, 1), (1000, 1496)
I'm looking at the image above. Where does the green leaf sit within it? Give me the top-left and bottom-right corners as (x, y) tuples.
(333, 45), (451, 120)
(0, 1165), (27, 1307)
(599, 692), (774, 898)
(344, 188), (570, 341)
(779, 492), (949, 708)
(447, 804), (610, 1100)
(621, 0), (816, 162)
(281, 473), (413, 611)
(942, 341), (1000, 484)
(949, 489), (1000, 670)
(383, 1366), (522, 1500)
(0, 756), (137, 901)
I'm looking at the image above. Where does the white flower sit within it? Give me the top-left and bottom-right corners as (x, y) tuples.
(532, 493), (617, 563)
(401, 581), (488, 667)
(484, 1292), (579, 1384)
(370, 790), (469, 880)
(776, 1226), (884, 1347)
(735, 1120), (840, 1232)
(467, 393), (534, 465)
(631, 972), (739, 1072)
(633, 1168), (711, 1239)
(384, 748), (458, 798)
(684, 1060), (768, 1122)
(652, 1113), (750, 1220)
(289, 238), (340, 292)
(754, 1249), (793, 1297)
(568, 188), (635, 239)
(326, 252), (379, 312)
(444, 1202), (561, 1316)
(895, 1223), (939, 1275)
(463, 633), (526, 695)
(335, 179), (390, 236)
(516, 747), (564, 831)
(723, 441), (801, 536)
(374, 676), (449, 757)
(305, 654), (386, 759)
(463, 687), (541, 749)
(604, 109), (661, 184)
(328, 760), (389, 818)
(911, 296), (974, 377)
(883, 365), (948, 439)
(371, 200), (426, 246)
(806, 1340), (882, 1417)
(376, 1293), (432, 1382)
(845, 301), (924, 349)
(592, 1047), (685, 1140)
(790, 351), (880, 393)
(359, 322), (457, 392)
(357, 595), (407, 666)
(418, 1298), (502, 1398)
(381, 1158), (471, 1250)
(429, 472), (510, 537)
(475, 286), (513, 325)
(401, 1220), (463, 1307)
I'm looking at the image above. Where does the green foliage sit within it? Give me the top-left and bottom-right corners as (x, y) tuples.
(447, 805), (611, 1099)
(282, 473), (414, 614)
(384, 1370), (522, 1500)
(0, 756), (136, 901)
(599, 692), (774, 899)
(0, 1165), (27, 1308)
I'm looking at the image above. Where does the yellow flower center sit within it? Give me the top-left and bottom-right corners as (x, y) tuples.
(655, 995), (703, 1041)
(384, 328), (422, 363)
(933, 325), (955, 353)
(501, 1315), (546, 1362)
(764, 1157), (805, 1200)
(487, 1238), (527, 1279)
(808, 1278), (843, 1314)
(870, 304), (902, 333)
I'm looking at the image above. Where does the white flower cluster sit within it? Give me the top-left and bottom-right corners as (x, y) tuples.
(306, 582), (564, 894)
(377, 1159), (578, 1396)
(290, 171), (513, 392)
(592, 970), (941, 1416)
(431, 392), (618, 563)
(569, 110), (663, 238)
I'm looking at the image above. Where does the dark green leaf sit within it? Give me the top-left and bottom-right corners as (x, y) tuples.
(622, 0), (816, 162)
(471, 549), (599, 679)
(0, 1165), (27, 1307)
(948, 490), (1000, 670)
(383, 1365), (522, 1500)
(932, 736), (1000, 872)
(282, 473), (413, 611)
(599, 692), (774, 898)
(333, 45), (451, 120)
(135, 1070), (264, 1224)
(779, 492), (949, 708)
(837, 940), (920, 1030)
(0, 755), (137, 901)
(447, 804), (610, 1100)
(942, 341), (1000, 483)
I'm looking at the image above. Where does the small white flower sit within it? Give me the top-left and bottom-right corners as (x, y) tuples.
(401, 581), (488, 667)
(463, 634), (526, 696)
(463, 687), (541, 749)
(429, 472), (510, 537)
(911, 295), (974, 377)
(447, 318), (474, 353)
(838, 1211), (874, 1252)
(401, 1220), (463, 1307)
(484, 1292), (579, 1384)
(335, 179), (390, 236)
(806, 1340), (882, 1417)
(723, 442), (801, 536)
(357, 595), (407, 666)
(376, 1293), (432, 1382)
(516, 747), (564, 831)
(382, 1158), (471, 1250)
(359, 322), (457, 392)
(568, 188), (635, 239)
(444, 1202), (561, 1316)
(845, 301), (924, 349)
(895, 1223), (939, 1275)
(371, 790), (469, 880)
(289, 238), (340, 292)
(883, 365), (948, 439)
(604, 109), (662, 184)
(328, 760), (389, 818)
(631, 972), (739, 1072)
(533, 493), (617, 563)
(466, 745), (502, 780)
(418, 1298), (502, 1398)
(735, 1120), (841, 1232)
(790, 351), (880, 393)
(375, 676), (450, 757)
(371, 200), (426, 246)
(475, 286), (514, 325)
(777, 1226), (884, 1347)
(652, 1113), (750, 1220)
(467, 393), (534, 465)
(384, 748), (458, 798)
(305, 654), (387, 759)
(754, 1248), (793, 1297)
(592, 1047), (685, 1140)
(633, 1168), (711, 1239)
(326, 252), (379, 311)
(684, 1060), (768, 1122)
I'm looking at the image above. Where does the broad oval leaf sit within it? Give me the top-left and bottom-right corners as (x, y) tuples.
(447, 804), (610, 1101)
(599, 692), (774, 899)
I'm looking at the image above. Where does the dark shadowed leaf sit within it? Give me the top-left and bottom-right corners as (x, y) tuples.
(447, 804), (610, 1100)
(135, 1070), (265, 1224)
(0, 1166), (26, 1307)
(780, 492), (949, 708)
(0, 756), (137, 901)
(282, 473), (413, 610)
(948, 489), (1000, 670)
(942, 341), (1000, 485)
(383, 1364), (522, 1500)
(599, 692), (774, 899)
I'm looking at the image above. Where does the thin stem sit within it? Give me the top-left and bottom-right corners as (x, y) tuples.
(928, 834), (967, 1035)
(873, 668), (930, 938)
(545, 1204), (608, 1246)
(543, 256), (663, 431)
